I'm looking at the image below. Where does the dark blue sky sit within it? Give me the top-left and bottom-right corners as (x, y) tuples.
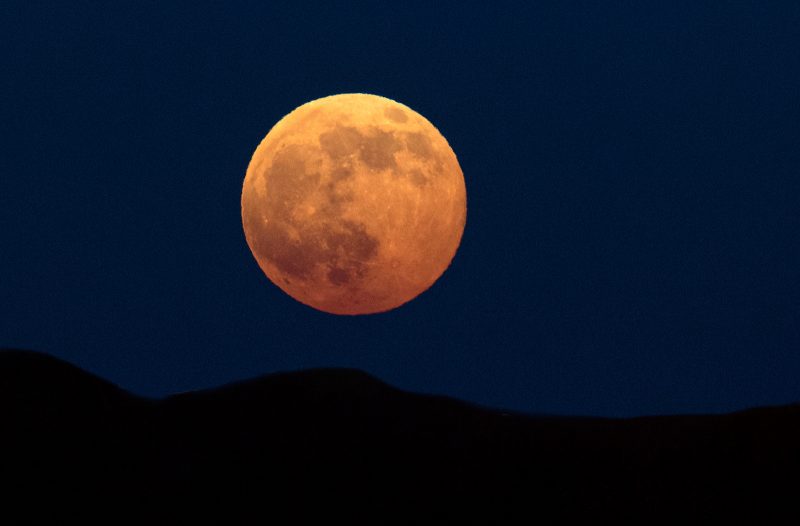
(2, 2), (798, 416)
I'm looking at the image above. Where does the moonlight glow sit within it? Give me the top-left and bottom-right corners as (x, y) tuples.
(241, 93), (467, 315)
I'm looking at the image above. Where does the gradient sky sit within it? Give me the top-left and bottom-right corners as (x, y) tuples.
(2, 2), (799, 416)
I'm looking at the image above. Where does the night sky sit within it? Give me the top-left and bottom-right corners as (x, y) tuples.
(3, 2), (799, 417)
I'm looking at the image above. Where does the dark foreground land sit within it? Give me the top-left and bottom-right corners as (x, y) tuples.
(1, 350), (798, 523)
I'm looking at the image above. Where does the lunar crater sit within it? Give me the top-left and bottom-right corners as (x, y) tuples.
(259, 216), (379, 288)
(319, 125), (404, 172)
(408, 168), (429, 187)
(384, 106), (408, 123)
(319, 126), (362, 160)
(404, 131), (433, 158)
(359, 127), (402, 170)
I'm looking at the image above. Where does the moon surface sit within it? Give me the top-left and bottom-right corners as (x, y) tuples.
(241, 93), (467, 315)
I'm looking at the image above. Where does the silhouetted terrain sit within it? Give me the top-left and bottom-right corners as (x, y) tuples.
(2, 350), (798, 523)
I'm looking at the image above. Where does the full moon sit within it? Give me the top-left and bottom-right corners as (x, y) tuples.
(241, 93), (467, 315)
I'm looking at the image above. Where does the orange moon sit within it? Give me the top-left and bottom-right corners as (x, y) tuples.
(241, 93), (467, 315)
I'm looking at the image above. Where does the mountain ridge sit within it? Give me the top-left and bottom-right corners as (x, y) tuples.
(1, 349), (798, 523)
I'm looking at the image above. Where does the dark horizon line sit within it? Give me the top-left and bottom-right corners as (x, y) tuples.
(3, 347), (797, 420)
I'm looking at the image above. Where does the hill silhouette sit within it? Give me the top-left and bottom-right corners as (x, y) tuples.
(2, 349), (798, 523)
